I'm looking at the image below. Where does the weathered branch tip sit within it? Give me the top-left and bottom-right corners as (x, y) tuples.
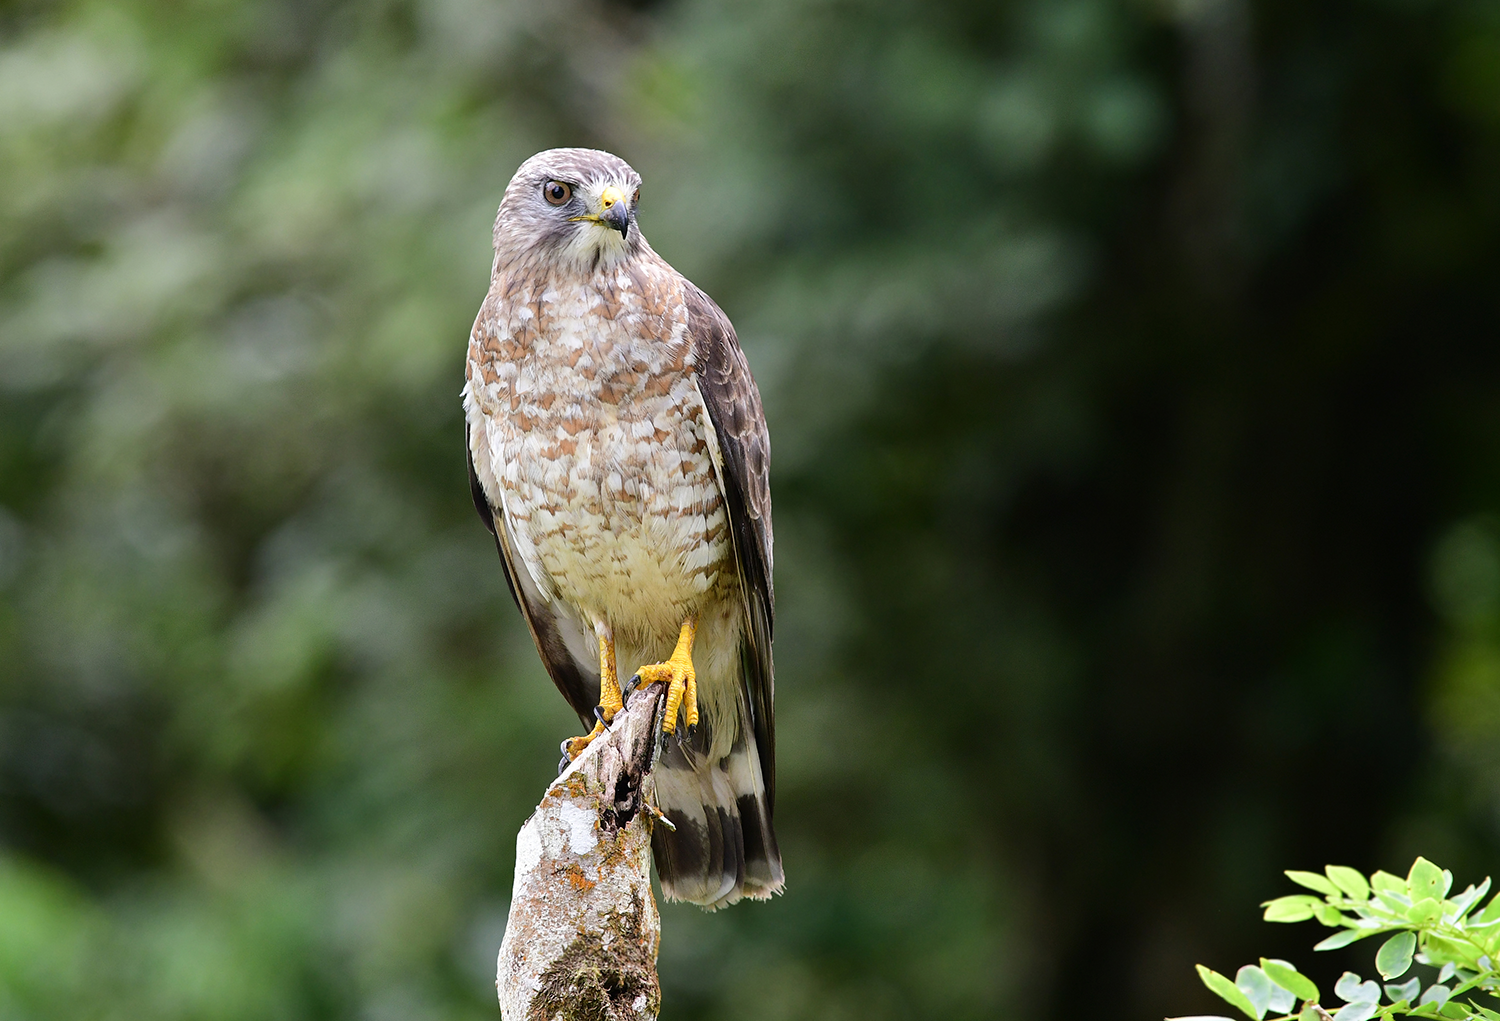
(497, 681), (666, 1021)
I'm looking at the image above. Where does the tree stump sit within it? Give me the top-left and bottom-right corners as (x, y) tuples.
(496, 681), (666, 1021)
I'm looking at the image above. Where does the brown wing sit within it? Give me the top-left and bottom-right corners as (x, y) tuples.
(467, 431), (600, 729)
(683, 283), (776, 811)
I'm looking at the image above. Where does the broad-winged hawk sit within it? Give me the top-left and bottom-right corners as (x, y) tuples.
(463, 148), (782, 908)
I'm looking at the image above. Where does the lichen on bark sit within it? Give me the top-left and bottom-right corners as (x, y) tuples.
(528, 891), (661, 1021)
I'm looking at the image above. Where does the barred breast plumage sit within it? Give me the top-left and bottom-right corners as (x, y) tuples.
(466, 263), (733, 645)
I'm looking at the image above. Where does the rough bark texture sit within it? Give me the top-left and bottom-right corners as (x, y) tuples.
(497, 682), (665, 1021)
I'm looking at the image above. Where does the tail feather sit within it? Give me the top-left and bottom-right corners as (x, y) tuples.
(651, 708), (782, 909)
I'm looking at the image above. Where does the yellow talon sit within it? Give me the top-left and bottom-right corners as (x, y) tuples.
(634, 617), (698, 734)
(563, 720), (606, 760)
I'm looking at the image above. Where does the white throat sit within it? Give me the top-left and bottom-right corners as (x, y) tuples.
(555, 222), (633, 274)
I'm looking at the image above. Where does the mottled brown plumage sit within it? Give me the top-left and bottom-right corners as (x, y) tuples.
(463, 148), (781, 907)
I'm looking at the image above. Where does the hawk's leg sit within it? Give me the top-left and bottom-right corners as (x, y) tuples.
(632, 616), (698, 735)
(561, 621), (623, 761)
(595, 621), (624, 722)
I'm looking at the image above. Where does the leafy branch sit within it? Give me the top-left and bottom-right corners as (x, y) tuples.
(1172, 858), (1500, 1021)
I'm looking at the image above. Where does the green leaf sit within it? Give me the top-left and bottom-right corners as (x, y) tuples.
(1327, 866), (1371, 900)
(1449, 877), (1491, 918)
(1286, 871), (1341, 897)
(1263, 895), (1321, 923)
(1372, 870), (1408, 894)
(1385, 977), (1421, 1003)
(1314, 928), (1372, 951)
(1236, 966), (1274, 1018)
(1425, 934), (1482, 969)
(1476, 892), (1500, 925)
(1196, 965), (1262, 1020)
(1410, 858), (1446, 901)
(1314, 902), (1345, 926)
(1260, 958), (1319, 1002)
(1408, 898), (1442, 925)
(1374, 889), (1412, 914)
(1420, 983), (1453, 1007)
(1336, 971), (1380, 1003)
(1376, 931), (1416, 979)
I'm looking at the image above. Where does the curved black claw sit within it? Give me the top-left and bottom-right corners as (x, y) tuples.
(594, 705), (609, 726)
(624, 672), (642, 697)
(557, 753), (570, 776)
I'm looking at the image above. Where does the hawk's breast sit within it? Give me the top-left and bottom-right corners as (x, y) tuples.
(467, 261), (733, 638)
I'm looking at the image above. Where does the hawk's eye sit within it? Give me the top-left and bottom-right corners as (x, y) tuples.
(632, 188), (640, 205)
(543, 181), (572, 206)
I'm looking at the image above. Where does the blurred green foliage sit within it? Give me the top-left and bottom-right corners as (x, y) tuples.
(1188, 858), (1500, 1020)
(4, 0), (1500, 1018)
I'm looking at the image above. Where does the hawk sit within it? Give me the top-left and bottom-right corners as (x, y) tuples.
(463, 148), (783, 908)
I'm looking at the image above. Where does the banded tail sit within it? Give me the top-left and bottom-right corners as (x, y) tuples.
(651, 699), (783, 909)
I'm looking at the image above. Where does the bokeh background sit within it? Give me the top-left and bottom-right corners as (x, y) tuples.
(4, 0), (1500, 1017)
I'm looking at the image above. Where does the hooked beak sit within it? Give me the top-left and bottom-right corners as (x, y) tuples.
(597, 185), (630, 239)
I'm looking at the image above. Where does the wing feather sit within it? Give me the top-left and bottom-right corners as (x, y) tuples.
(683, 283), (776, 812)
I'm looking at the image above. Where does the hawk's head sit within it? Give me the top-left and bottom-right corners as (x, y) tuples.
(493, 148), (645, 274)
